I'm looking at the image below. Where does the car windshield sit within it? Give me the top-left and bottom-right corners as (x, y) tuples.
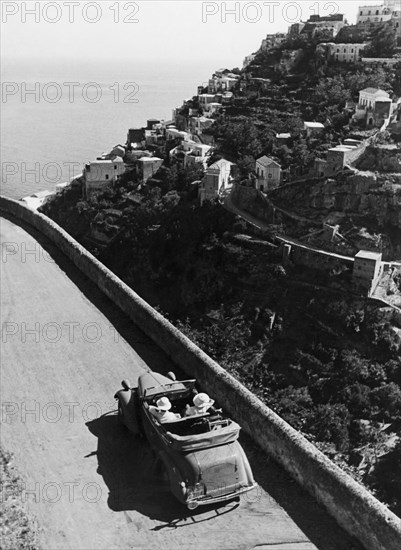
(143, 379), (196, 401)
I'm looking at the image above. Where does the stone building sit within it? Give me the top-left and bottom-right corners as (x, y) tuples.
(137, 157), (163, 183)
(329, 42), (368, 63)
(304, 121), (325, 137)
(353, 250), (383, 295)
(356, 1), (394, 26)
(255, 156), (281, 192)
(355, 88), (393, 128)
(84, 159), (125, 196)
(198, 159), (235, 205)
(300, 14), (345, 39)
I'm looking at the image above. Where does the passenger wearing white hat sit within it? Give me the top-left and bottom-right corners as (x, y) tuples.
(149, 396), (181, 423)
(185, 393), (215, 416)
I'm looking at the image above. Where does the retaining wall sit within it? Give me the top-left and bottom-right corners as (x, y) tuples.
(277, 238), (354, 273)
(1, 196), (401, 550)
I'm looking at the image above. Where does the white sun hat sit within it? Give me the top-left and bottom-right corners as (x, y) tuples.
(156, 396), (172, 411)
(193, 393), (214, 408)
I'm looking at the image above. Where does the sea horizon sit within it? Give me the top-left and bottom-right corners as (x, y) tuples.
(1, 57), (218, 199)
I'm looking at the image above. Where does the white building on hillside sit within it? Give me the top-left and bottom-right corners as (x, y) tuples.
(358, 88), (390, 108)
(84, 159), (125, 196)
(255, 156), (281, 192)
(170, 140), (212, 169)
(353, 250), (383, 295)
(329, 42), (368, 63)
(304, 121), (325, 136)
(357, 1), (394, 25)
(199, 159), (235, 205)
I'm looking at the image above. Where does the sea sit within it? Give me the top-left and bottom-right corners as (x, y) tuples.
(1, 58), (215, 199)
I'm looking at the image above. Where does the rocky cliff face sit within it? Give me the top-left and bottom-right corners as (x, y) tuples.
(355, 145), (401, 173)
(268, 169), (401, 259)
(307, 172), (401, 228)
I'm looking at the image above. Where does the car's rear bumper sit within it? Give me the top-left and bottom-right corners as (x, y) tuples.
(186, 482), (258, 508)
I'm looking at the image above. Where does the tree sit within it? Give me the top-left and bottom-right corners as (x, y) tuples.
(306, 403), (350, 451)
(364, 22), (397, 58)
(371, 383), (401, 421)
(314, 76), (351, 106)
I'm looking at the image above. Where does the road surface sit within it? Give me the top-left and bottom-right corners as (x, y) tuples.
(0, 214), (361, 550)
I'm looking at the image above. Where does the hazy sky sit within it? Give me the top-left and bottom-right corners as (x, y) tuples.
(1, 1), (380, 67)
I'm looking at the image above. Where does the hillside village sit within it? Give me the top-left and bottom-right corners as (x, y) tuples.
(39, 1), (401, 303)
(40, 1), (401, 516)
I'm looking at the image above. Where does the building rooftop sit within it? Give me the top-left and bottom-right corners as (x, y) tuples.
(329, 146), (356, 152)
(257, 156), (281, 167)
(209, 158), (235, 170)
(139, 157), (163, 162)
(89, 159), (124, 165)
(360, 88), (390, 97)
(355, 250), (382, 261)
(304, 121), (325, 128)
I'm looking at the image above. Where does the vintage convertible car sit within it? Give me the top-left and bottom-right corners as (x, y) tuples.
(114, 370), (257, 509)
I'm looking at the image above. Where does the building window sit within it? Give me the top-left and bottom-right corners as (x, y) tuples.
(360, 11), (362, 15)
(368, 10), (371, 15)
(351, 49), (354, 53)
(105, 174), (109, 180)
(114, 165), (117, 169)
(375, 10), (379, 15)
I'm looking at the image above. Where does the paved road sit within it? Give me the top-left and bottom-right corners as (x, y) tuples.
(0, 215), (361, 550)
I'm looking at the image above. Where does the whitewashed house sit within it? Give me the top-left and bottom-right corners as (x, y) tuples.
(84, 159), (125, 196)
(255, 156), (281, 191)
(199, 159), (235, 205)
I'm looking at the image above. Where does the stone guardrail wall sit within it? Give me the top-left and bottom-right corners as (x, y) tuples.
(1, 196), (401, 550)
